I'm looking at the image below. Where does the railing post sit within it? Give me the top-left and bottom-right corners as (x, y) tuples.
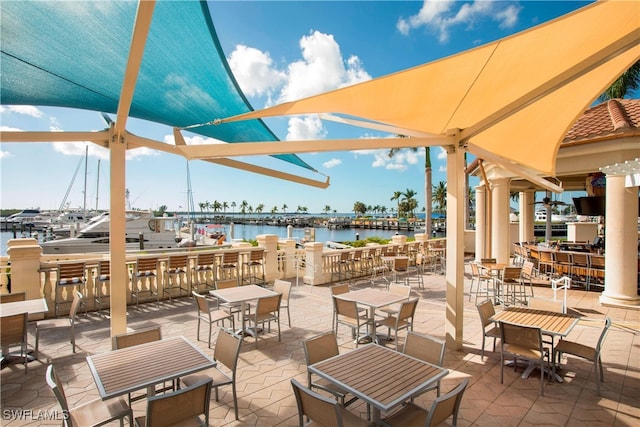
(256, 234), (279, 284)
(6, 238), (45, 320)
(304, 242), (325, 285)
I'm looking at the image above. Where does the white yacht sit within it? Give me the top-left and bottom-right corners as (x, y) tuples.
(40, 210), (179, 254)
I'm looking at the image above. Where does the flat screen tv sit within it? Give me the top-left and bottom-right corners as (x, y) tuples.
(572, 196), (605, 216)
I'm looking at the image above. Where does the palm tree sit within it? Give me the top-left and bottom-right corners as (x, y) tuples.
(599, 60), (640, 100)
(323, 205), (331, 216)
(222, 201), (228, 215)
(240, 200), (248, 217)
(282, 203), (288, 215)
(271, 206), (278, 215)
(255, 203), (265, 216)
(230, 201), (236, 215)
(353, 201), (367, 217)
(433, 181), (447, 214)
(212, 200), (222, 213)
(390, 191), (403, 218)
(389, 141), (433, 236)
(198, 201), (206, 213)
(402, 188), (418, 218)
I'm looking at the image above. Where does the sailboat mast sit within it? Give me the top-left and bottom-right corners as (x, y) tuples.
(95, 159), (101, 212)
(83, 146), (88, 212)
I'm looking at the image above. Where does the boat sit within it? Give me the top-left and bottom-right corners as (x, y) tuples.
(40, 210), (180, 254)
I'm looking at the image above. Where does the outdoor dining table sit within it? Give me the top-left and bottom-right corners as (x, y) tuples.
(209, 284), (278, 337)
(0, 298), (48, 318)
(490, 306), (580, 382)
(334, 288), (406, 343)
(86, 336), (215, 400)
(1, 298), (49, 363)
(309, 344), (448, 425)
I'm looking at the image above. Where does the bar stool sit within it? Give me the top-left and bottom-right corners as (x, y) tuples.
(93, 260), (110, 313)
(217, 251), (240, 286)
(55, 262), (87, 317)
(241, 249), (266, 286)
(163, 254), (190, 301)
(192, 252), (216, 292)
(131, 257), (160, 308)
(330, 251), (352, 283)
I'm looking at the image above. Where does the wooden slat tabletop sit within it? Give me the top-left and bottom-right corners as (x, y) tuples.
(210, 284), (276, 304)
(0, 299), (48, 317)
(335, 288), (406, 309)
(87, 336), (215, 400)
(310, 344), (447, 412)
(491, 306), (579, 336)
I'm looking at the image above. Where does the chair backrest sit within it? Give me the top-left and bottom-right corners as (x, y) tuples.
(590, 254), (605, 269)
(135, 257), (159, 275)
(249, 249), (265, 262)
(334, 297), (359, 320)
(303, 331), (340, 366)
(572, 253), (589, 267)
(69, 291), (83, 323)
(214, 329), (243, 376)
(403, 331), (445, 367)
(192, 292), (211, 318)
(476, 299), (496, 328)
(394, 257), (409, 271)
(291, 378), (345, 426)
(222, 251), (239, 265)
(330, 283), (350, 296)
(500, 321), (543, 354)
(528, 297), (563, 313)
(501, 266), (522, 282)
(397, 298), (418, 323)
(424, 378), (469, 427)
(256, 293), (282, 317)
(555, 251), (572, 263)
(469, 262), (481, 277)
(539, 251), (554, 263)
(96, 260), (110, 281)
(0, 312), (28, 348)
(113, 326), (162, 350)
(388, 283), (411, 299)
(168, 254), (188, 270)
(46, 365), (70, 415)
(57, 262), (86, 285)
(0, 292), (26, 303)
(596, 317), (613, 355)
(145, 378), (213, 427)
(196, 252), (215, 267)
(273, 279), (292, 302)
(216, 278), (237, 289)
(521, 260), (535, 278)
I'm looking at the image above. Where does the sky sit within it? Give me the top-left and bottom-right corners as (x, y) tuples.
(0, 0), (608, 215)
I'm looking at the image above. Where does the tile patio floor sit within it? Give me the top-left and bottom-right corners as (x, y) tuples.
(1, 269), (639, 426)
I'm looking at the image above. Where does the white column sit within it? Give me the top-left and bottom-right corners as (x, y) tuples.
(474, 184), (487, 261)
(491, 178), (511, 264)
(445, 145), (465, 350)
(256, 234), (279, 283)
(600, 174), (640, 306)
(519, 190), (535, 243)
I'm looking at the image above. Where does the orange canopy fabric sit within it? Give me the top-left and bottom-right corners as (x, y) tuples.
(219, 0), (640, 176)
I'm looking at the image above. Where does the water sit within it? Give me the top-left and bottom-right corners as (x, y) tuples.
(0, 224), (416, 256)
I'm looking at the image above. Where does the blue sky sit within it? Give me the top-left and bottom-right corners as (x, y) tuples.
(0, 0), (602, 214)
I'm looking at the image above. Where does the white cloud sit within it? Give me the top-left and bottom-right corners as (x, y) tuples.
(397, 0), (521, 42)
(436, 147), (447, 160)
(322, 158), (342, 168)
(0, 125), (23, 132)
(439, 165), (447, 172)
(0, 105), (44, 118)
(227, 45), (286, 97)
(163, 134), (226, 146)
(286, 116), (327, 141)
(227, 30), (372, 142)
(0, 150), (12, 159)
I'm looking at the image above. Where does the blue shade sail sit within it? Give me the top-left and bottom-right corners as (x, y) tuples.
(0, 0), (315, 171)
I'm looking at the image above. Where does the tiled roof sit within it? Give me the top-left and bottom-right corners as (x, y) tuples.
(562, 98), (640, 144)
